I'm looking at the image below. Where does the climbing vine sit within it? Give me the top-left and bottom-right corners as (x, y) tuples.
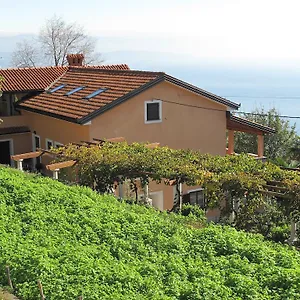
(53, 142), (300, 234)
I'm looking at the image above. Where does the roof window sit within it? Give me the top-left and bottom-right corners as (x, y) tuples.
(65, 86), (85, 96)
(84, 88), (107, 100)
(48, 84), (66, 94)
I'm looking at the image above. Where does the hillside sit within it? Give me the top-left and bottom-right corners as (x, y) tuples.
(0, 166), (299, 299)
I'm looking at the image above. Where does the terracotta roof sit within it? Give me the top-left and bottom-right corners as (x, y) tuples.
(0, 126), (30, 136)
(0, 64), (130, 92)
(18, 67), (240, 124)
(0, 66), (68, 92)
(227, 113), (276, 134)
(80, 64), (130, 70)
(19, 68), (162, 122)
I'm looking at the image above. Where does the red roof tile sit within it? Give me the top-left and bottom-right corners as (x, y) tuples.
(78, 64), (130, 70)
(0, 64), (130, 92)
(19, 67), (162, 123)
(0, 66), (68, 92)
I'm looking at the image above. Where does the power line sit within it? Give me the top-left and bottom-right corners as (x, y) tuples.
(223, 95), (300, 99)
(160, 99), (300, 119)
(161, 99), (226, 112)
(234, 112), (300, 119)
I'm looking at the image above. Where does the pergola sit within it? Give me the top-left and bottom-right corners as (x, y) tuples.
(10, 135), (298, 244)
(226, 112), (276, 157)
(10, 137), (160, 180)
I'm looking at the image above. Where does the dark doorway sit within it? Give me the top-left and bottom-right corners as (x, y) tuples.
(0, 140), (11, 165)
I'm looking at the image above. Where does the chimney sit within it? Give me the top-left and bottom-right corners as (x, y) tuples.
(66, 53), (84, 66)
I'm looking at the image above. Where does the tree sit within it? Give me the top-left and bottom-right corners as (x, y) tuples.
(11, 39), (41, 67)
(11, 16), (101, 67)
(234, 108), (298, 161)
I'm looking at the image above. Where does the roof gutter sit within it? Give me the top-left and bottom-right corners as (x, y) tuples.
(18, 106), (78, 124)
(227, 112), (276, 134)
(164, 74), (240, 110)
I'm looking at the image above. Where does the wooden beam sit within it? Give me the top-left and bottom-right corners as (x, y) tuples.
(80, 141), (100, 146)
(145, 143), (160, 149)
(106, 137), (126, 143)
(263, 184), (288, 192)
(93, 137), (126, 143)
(257, 134), (264, 157)
(227, 130), (235, 155)
(267, 180), (286, 186)
(259, 189), (290, 199)
(281, 166), (300, 172)
(165, 179), (177, 186)
(11, 151), (43, 161)
(46, 160), (77, 171)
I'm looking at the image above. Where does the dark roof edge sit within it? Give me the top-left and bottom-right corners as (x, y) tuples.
(17, 105), (78, 124)
(79, 74), (240, 124)
(0, 126), (31, 136)
(78, 75), (165, 124)
(163, 74), (240, 110)
(2, 89), (44, 94)
(228, 112), (276, 134)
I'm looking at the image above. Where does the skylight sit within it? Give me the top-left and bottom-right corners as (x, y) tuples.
(65, 86), (85, 96)
(48, 84), (66, 94)
(84, 88), (107, 100)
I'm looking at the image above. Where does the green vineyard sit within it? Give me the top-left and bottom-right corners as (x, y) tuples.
(0, 166), (299, 299)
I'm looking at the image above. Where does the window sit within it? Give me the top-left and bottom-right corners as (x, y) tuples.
(145, 100), (162, 123)
(33, 134), (41, 164)
(45, 139), (53, 150)
(47, 84), (66, 94)
(84, 88), (107, 100)
(54, 141), (64, 148)
(65, 86), (85, 96)
(188, 188), (205, 208)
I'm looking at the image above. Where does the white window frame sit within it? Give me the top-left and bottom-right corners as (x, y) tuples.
(0, 138), (14, 166)
(45, 139), (54, 150)
(32, 134), (41, 151)
(144, 100), (162, 124)
(54, 141), (64, 148)
(32, 134), (41, 166)
(187, 188), (205, 208)
(187, 188), (204, 193)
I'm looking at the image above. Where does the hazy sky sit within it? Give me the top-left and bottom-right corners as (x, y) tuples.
(1, 0), (300, 65)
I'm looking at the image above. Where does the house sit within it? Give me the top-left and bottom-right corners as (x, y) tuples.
(0, 55), (130, 166)
(0, 54), (275, 212)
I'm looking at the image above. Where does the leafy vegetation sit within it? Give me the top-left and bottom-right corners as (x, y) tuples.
(53, 142), (300, 229)
(234, 108), (298, 162)
(0, 166), (300, 299)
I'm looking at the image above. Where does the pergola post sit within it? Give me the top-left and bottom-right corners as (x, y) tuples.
(118, 176), (123, 199)
(229, 197), (237, 224)
(144, 182), (149, 199)
(179, 183), (183, 211)
(288, 220), (298, 245)
(16, 159), (24, 171)
(257, 134), (264, 157)
(143, 181), (152, 205)
(53, 169), (59, 180)
(227, 130), (235, 155)
(174, 182), (183, 211)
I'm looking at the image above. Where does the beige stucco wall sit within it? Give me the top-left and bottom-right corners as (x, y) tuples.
(0, 116), (28, 127)
(16, 82), (227, 213)
(21, 111), (90, 149)
(90, 81), (227, 155)
(90, 81), (228, 210)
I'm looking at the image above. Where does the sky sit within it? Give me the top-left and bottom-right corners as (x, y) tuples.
(2, 0), (300, 67)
